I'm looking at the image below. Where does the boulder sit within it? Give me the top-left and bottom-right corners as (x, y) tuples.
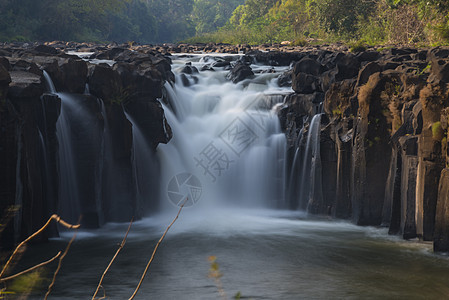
(292, 72), (321, 94)
(89, 64), (123, 104)
(59, 59), (88, 93)
(124, 99), (172, 150)
(180, 63), (199, 74)
(34, 44), (58, 55)
(227, 62), (254, 83)
(8, 71), (44, 99)
(293, 57), (325, 76)
(277, 69), (292, 87)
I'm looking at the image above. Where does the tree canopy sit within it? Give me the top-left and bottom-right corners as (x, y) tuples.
(2, 0), (449, 45)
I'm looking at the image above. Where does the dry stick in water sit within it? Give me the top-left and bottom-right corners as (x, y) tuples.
(44, 231), (78, 300)
(128, 201), (187, 300)
(92, 218), (134, 300)
(0, 214), (80, 279)
(0, 251), (62, 283)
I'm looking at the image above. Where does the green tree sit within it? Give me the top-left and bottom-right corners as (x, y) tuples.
(191, 0), (244, 34)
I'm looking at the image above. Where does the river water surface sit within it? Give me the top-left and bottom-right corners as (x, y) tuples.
(23, 209), (449, 299)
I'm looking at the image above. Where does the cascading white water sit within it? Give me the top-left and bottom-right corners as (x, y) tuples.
(296, 114), (323, 211)
(56, 93), (82, 223)
(43, 71), (81, 222)
(43, 70), (56, 94)
(125, 111), (160, 217)
(158, 54), (291, 210)
(43, 72), (103, 225)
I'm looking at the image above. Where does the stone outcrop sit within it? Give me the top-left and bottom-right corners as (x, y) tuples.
(0, 43), (173, 248)
(276, 44), (449, 252)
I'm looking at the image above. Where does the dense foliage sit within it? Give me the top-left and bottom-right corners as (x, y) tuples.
(2, 0), (449, 45)
(0, 0), (242, 43)
(188, 0), (449, 45)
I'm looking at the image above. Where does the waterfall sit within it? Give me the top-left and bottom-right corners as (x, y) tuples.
(56, 93), (82, 224)
(158, 55), (292, 210)
(125, 111), (160, 217)
(43, 70), (56, 94)
(43, 72), (104, 226)
(296, 114), (323, 211)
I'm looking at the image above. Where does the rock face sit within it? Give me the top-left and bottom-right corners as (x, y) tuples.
(0, 43), (173, 248)
(277, 45), (449, 252)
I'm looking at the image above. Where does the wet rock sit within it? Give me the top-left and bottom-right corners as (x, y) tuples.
(212, 60), (231, 68)
(200, 65), (215, 72)
(277, 69), (292, 87)
(227, 62), (254, 83)
(59, 59), (88, 93)
(8, 71), (44, 99)
(89, 64), (123, 104)
(124, 99), (172, 150)
(180, 63), (199, 74)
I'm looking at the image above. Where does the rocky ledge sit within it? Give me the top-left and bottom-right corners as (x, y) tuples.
(0, 43), (173, 248)
(275, 45), (449, 252)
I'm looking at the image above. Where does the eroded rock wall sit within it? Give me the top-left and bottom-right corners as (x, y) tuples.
(278, 45), (449, 252)
(0, 43), (173, 248)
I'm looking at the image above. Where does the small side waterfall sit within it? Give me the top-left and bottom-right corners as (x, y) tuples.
(290, 114), (323, 211)
(56, 93), (82, 224)
(43, 73), (104, 226)
(125, 111), (160, 217)
(43, 71), (56, 94)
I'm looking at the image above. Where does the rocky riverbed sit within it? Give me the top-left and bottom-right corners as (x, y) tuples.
(2, 41), (449, 253)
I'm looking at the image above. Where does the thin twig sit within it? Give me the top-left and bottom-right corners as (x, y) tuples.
(44, 231), (77, 300)
(128, 202), (186, 300)
(92, 218), (134, 300)
(0, 214), (80, 278)
(0, 251), (62, 283)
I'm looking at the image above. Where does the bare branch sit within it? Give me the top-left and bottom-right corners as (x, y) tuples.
(92, 218), (134, 300)
(0, 251), (62, 283)
(0, 214), (80, 279)
(44, 231), (77, 300)
(128, 202), (186, 300)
